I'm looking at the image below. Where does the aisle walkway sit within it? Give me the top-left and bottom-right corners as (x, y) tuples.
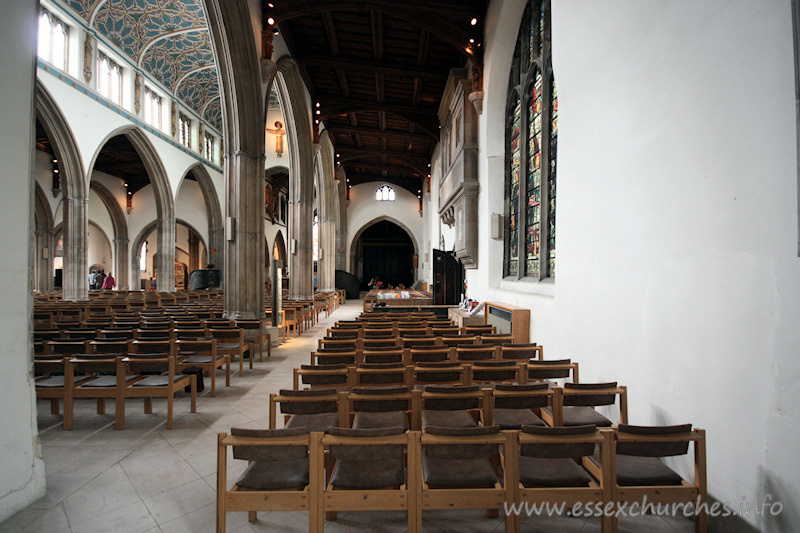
(2, 300), (690, 532)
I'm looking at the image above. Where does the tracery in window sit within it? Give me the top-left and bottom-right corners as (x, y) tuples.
(143, 87), (162, 130)
(178, 113), (191, 148)
(375, 185), (396, 202)
(204, 133), (214, 161)
(504, 0), (556, 280)
(38, 10), (69, 71)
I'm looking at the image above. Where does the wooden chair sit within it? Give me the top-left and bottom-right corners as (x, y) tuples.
(463, 325), (497, 336)
(89, 339), (130, 355)
(35, 355), (92, 420)
(480, 334), (516, 347)
(361, 338), (401, 350)
(346, 385), (416, 430)
(353, 363), (410, 388)
(500, 343), (543, 361)
(217, 428), (322, 533)
(441, 334), (477, 348)
(64, 353), (132, 430)
(310, 349), (357, 367)
(175, 338), (230, 397)
(45, 339), (89, 355)
(293, 364), (352, 390)
(236, 319), (271, 361)
(208, 328), (252, 377)
(541, 382), (628, 428)
(430, 325), (461, 337)
(485, 383), (553, 429)
(317, 337), (358, 352)
(408, 345), (451, 364)
(413, 361), (466, 388)
(361, 346), (404, 364)
(420, 384), (483, 430)
(121, 353), (197, 429)
(455, 343), (499, 362)
(527, 359), (579, 384)
(129, 338), (176, 357)
(283, 306), (302, 339)
(468, 360), (524, 387)
(321, 427), (418, 530)
(599, 424), (708, 533)
(416, 426), (514, 531)
(400, 335), (437, 349)
(269, 388), (345, 432)
(509, 425), (614, 533)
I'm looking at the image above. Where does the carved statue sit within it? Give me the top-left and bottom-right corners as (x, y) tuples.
(171, 100), (177, 137)
(134, 73), (142, 115)
(266, 120), (285, 157)
(83, 34), (93, 83)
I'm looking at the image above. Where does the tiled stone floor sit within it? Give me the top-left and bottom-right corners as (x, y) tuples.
(2, 300), (696, 532)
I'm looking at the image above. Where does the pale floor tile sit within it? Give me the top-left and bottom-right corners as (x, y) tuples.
(68, 500), (157, 533)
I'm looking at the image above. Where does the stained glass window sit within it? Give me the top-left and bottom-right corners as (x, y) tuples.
(504, 1), (556, 280)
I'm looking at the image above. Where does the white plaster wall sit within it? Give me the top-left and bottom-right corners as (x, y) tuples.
(175, 178), (209, 243)
(345, 182), (424, 279)
(0, 0), (46, 521)
(469, 1), (800, 530)
(87, 223), (112, 272)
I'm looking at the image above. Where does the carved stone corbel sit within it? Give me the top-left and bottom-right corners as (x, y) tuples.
(83, 34), (93, 83)
(134, 73), (142, 115)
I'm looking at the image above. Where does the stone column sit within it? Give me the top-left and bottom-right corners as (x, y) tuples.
(34, 230), (55, 292)
(317, 219), (336, 291)
(113, 237), (128, 290)
(62, 196), (88, 301)
(224, 150), (266, 319)
(156, 216), (175, 292)
(289, 187), (314, 299)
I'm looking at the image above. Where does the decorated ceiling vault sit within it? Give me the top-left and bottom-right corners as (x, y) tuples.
(63, 0), (221, 131)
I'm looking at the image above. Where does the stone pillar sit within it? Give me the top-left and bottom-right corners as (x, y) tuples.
(34, 229), (55, 292)
(317, 219), (336, 291)
(62, 195), (88, 301)
(188, 234), (200, 273)
(289, 189), (314, 299)
(209, 225), (224, 280)
(156, 216), (175, 292)
(224, 150), (266, 319)
(113, 237), (128, 290)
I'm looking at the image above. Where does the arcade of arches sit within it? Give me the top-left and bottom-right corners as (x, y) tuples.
(1, 1), (800, 532)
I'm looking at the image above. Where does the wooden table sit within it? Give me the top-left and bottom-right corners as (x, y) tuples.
(363, 289), (433, 311)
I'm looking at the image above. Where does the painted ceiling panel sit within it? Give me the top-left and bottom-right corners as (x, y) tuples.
(59, 0), (221, 133)
(203, 98), (222, 132)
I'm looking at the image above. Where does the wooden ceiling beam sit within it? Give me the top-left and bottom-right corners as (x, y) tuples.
(375, 73), (385, 103)
(273, 1), (483, 20)
(371, 9), (383, 61)
(327, 124), (432, 142)
(322, 12), (340, 56)
(296, 55), (446, 81)
(336, 68), (350, 98)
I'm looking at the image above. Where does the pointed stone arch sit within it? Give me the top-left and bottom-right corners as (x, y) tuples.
(177, 163), (224, 279)
(35, 79), (87, 300)
(274, 57), (315, 299)
(316, 130), (337, 291)
(349, 216), (420, 275)
(130, 220), (158, 290)
(88, 126), (175, 291)
(34, 182), (55, 292)
(273, 231), (287, 263)
(89, 181), (129, 290)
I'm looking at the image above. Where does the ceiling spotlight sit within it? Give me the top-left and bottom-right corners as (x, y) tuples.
(315, 109), (321, 115)
(53, 169), (59, 174)
(315, 119), (319, 124)
(470, 17), (477, 25)
(316, 102), (320, 108)
(124, 182), (128, 187)
(267, 17), (275, 25)
(268, 2), (274, 7)
(273, 29), (279, 35)
(469, 38), (474, 43)
(52, 158), (58, 163)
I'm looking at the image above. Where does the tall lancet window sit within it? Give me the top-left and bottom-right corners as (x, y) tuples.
(504, 0), (557, 279)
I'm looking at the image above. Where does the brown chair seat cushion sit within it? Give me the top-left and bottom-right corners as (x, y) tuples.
(541, 406), (612, 427)
(422, 456), (497, 488)
(235, 457), (309, 490)
(81, 375), (138, 387)
(493, 408), (545, 430)
(615, 454), (683, 486)
(353, 411), (408, 430)
(132, 374), (186, 387)
(180, 355), (221, 364)
(518, 456), (592, 487)
(421, 410), (477, 429)
(36, 375), (94, 388)
(329, 457), (405, 489)
(284, 412), (340, 433)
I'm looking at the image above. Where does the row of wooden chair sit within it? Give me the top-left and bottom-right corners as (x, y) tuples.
(294, 359), (577, 390)
(217, 424), (708, 533)
(35, 353), (198, 430)
(270, 383), (626, 432)
(310, 343), (544, 366)
(326, 324), (498, 338)
(317, 334), (520, 352)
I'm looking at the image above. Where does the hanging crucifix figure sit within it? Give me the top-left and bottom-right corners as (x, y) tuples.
(267, 120), (285, 157)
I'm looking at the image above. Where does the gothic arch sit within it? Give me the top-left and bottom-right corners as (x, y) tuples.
(349, 216), (420, 274)
(273, 57), (316, 298)
(273, 231), (287, 263)
(35, 79), (87, 300)
(177, 163), (224, 277)
(130, 220), (158, 290)
(88, 125), (176, 291)
(89, 181), (129, 289)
